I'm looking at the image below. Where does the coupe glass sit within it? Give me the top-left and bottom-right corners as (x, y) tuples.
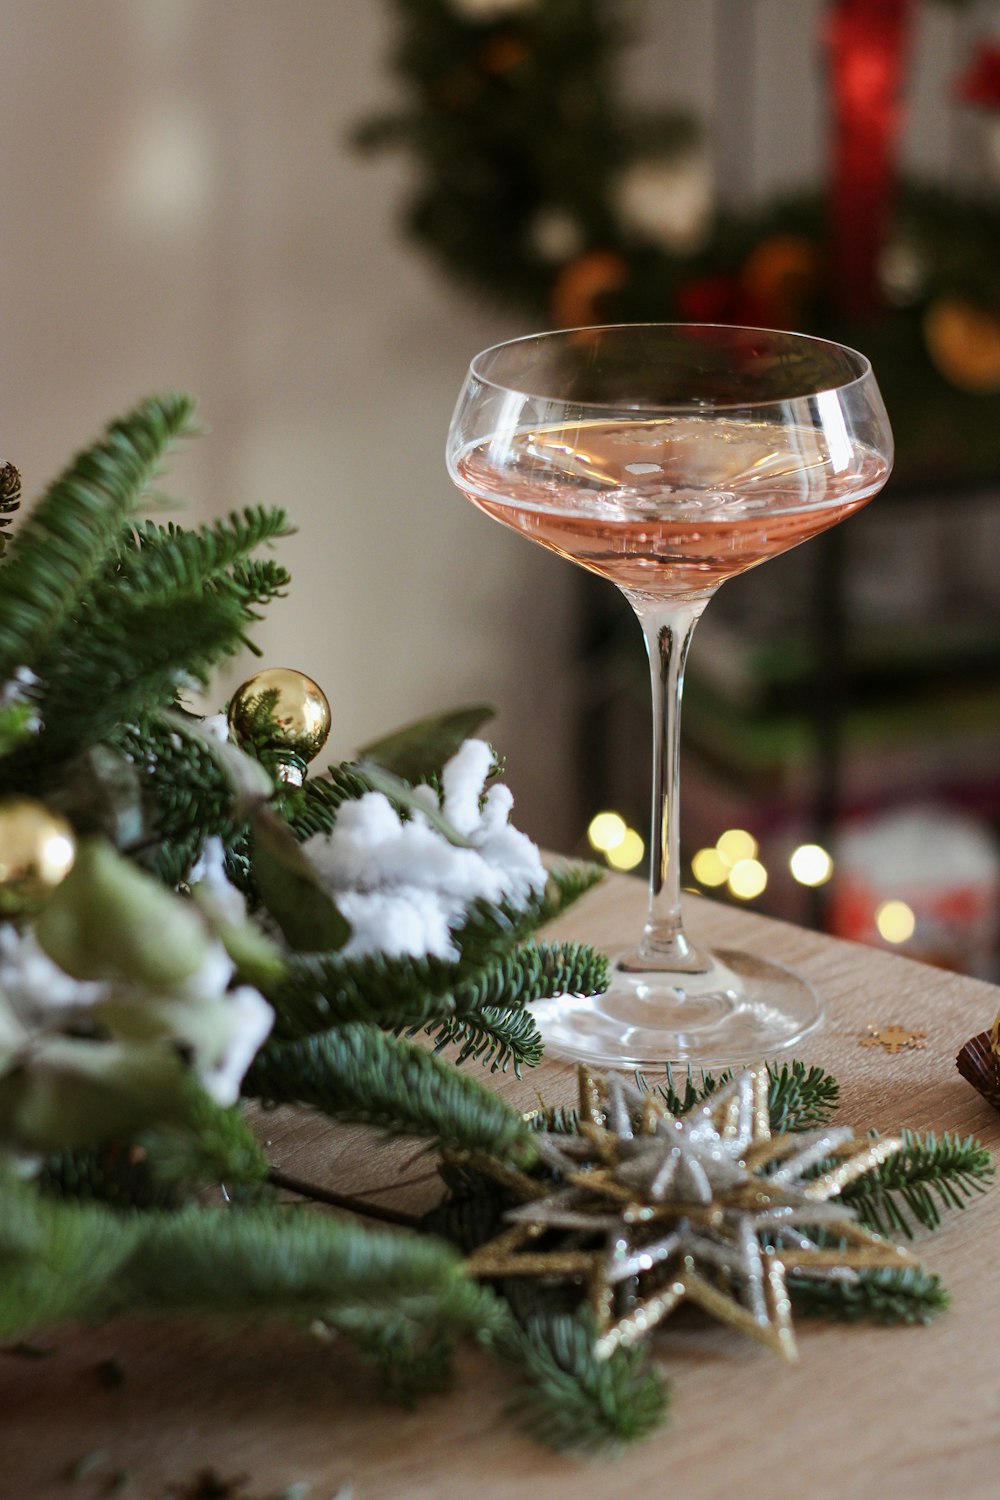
(447, 324), (893, 1068)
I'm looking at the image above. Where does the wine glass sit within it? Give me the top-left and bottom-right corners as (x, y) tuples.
(447, 324), (893, 1068)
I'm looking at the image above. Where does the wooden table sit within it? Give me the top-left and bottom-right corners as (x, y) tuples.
(5, 879), (1000, 1500)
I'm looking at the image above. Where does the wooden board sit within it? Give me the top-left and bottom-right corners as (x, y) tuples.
(5, 881), (1000, 1500)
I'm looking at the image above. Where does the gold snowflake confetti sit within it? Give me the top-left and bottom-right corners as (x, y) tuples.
(860, 1023), (928, 1055)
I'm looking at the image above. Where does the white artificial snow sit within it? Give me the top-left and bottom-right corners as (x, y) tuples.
(197, 983), (275, 1106)
(189, 834), (249, 926)
(303, 738), (546, 960)
(199, 712), (231, 744)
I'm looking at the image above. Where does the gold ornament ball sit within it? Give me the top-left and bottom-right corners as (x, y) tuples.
(227, 667), (332, 765)
(0, 799), (77, 914)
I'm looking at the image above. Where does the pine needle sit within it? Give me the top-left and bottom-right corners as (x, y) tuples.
(499, 1314), (671, 1454)
(0, 393), (196, 683)
(245, 1023), (536, 1162)
(789, 1265), (949, 1325)
(840, 1129), (994, 1239)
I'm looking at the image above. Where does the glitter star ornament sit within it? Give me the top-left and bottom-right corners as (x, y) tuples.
(466, 1067), (916, 1361)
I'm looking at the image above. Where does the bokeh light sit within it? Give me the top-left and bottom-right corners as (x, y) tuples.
(587, 810), (627, 852)
(606, 828), (645, 871)
(789, 843), (834, 887)
(727, 857), (768, 900)
(875, 899), (916, 944)
(691, 847), (729, 886)
(716, 828), (758, 865)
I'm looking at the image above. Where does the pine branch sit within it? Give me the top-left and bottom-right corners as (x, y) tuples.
(35, 1146), (181, 1212)
(417, 1005), (544, 1075)
(244, 1023), (536, 1162)
(107, 507), (293, 643)
(0, 393), (196, 684)
(137, 1097), (270, 1196)
(789, 1265), (949, 1325)
(116, 713), (244, 884)
(647, 1059), (840, 1132)
(28, 592), (249, 764)
(0, 1174), (497, 1346)
(499, 1314), (671, 1454)
(332, 1314), (460, 1405)
(120, 507), (292, 584)
(271, 937), (608, 1040)
(839, 1129), (994, 1239)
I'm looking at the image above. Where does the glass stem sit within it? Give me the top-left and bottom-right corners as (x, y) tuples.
(632, 595), (709, 966)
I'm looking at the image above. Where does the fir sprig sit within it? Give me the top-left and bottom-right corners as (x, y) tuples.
(0, 393), (196, 685)
(270, 933), (608, 1039)
(0, 1173), (497, 1347)
(647, 1058), (840, 1132)
(245, 1023), (537, 1162)
(417, 1005), (544, 1074)
(499, 1314), (671, 1454)
(789, 1265), (950, 1325)
(839, 1129), (995, 1239)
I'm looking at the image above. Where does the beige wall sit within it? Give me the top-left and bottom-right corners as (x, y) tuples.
(2, 0), (993, 849)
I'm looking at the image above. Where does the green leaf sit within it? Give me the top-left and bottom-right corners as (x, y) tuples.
(250, 806), (351, 952)
(357, 702), (495, 782)
(35, 840), (210, 986)
(0, 1036), (189, 1153)
(161, 708), (274, 820)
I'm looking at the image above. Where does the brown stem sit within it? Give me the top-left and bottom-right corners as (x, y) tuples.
(267, 1167), (422, 1229)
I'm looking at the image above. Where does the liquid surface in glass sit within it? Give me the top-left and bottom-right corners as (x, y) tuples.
(455, 416), (889, 595)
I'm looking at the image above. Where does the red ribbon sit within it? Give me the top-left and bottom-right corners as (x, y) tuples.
(825, 0), (915, 319)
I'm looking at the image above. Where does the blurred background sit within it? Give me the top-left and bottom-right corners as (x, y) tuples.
(5, 0), (1000, 974)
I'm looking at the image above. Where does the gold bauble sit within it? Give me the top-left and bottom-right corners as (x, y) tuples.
(0, 799), (77, 914)
(227, 667), (332, 781)
(924, 297), (1000, 394)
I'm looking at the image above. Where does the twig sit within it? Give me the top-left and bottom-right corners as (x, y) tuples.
(267, 1167), (421, 1228)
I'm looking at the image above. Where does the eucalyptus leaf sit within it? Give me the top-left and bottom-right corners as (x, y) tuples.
(35, 840), (210, 987)
(0, 1036), (189, 1152)
(356, 702), (495, 782)
(161, 707), (274, 818)
(251, 807), (351, 953)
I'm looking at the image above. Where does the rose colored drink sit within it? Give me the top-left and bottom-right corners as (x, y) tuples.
(455, 417), (888, 595)
(447, 324), (894, 1068)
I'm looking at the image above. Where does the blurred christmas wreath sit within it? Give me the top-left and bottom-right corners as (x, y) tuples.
(356, 0), (1000, 486)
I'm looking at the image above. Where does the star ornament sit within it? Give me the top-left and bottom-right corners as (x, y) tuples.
(465, 1067), (916, 1361)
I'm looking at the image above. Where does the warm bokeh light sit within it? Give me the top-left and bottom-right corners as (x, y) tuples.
(727, 857), (768, 900)
(875, 899), (916, 944)
(691, 847), (729, 886)
(587, 810), (627, 852)
(789, 842), (834, 887)
(716, 828), (759, 866)
(606, 828), (645, 871)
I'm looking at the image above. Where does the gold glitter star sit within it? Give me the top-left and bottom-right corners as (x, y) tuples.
(465, 1067), (916, 1361)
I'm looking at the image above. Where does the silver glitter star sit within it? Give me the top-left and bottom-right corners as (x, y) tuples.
(466, 1067), (915, 1360)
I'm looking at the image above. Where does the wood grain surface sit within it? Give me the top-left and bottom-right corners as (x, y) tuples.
(5, 879), (1000, 1500)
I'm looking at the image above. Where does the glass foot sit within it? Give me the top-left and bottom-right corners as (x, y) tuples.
(531, 947), (822, 1071)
